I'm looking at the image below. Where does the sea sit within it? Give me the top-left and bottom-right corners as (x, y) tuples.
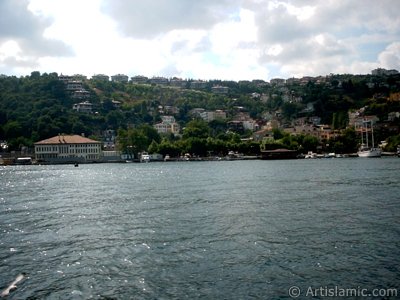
(1, 158), (399, 299)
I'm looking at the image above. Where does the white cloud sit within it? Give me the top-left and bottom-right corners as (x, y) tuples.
(0, 0), (399, 79)
(267, 1), (315, 21)
(378, 42), (400, 70)
(0, 40), (22, 59)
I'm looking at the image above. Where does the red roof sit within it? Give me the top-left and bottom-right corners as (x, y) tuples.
(35, 135), (101, 145)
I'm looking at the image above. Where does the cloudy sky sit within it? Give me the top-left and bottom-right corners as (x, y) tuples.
(0, 0), (399, 81)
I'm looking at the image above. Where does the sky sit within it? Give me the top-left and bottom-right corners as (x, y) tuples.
(0, 0), (399, 81)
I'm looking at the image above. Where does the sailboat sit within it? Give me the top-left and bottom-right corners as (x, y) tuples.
(357, 120), (382, 158)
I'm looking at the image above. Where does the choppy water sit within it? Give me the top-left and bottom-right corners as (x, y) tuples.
(1, 158), (400, 299)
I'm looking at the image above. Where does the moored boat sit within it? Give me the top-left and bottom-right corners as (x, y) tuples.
(140, 152), (150, 163)
(357, 120), (381, 158)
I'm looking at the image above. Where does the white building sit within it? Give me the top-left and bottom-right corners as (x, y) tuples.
(66, 81), (83, 91)
(73, 101), (93, 113)
(200, 110), (227, 122)
(161, 116), (176, 123)
(71, 89), (91, 99)
(131, 75), (149, 84)
(154, 116), (180, 135)
(154, 122), (180, 134)
(150, 76), (169, 85)
(92, 74), (109, 81)
(35, 135), (102, 163)
(170, 78), (187, 88)
(270, 78), (286, 86)
(211, 85), (229, 94)
(371, 68), (399, 76)
(242, 120), (259, 131)
(190, 80), (208, 89)
(111, 74), (129, 83)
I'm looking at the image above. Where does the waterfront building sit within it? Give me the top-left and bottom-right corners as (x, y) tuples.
(35, 135), (102, 163)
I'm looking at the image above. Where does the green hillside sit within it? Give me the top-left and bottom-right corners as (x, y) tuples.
(1, 71), (399, 154)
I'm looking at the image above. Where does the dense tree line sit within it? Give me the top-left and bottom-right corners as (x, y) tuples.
(117, 119), (261, 157)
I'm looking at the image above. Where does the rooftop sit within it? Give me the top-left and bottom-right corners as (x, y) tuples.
(35, 135), (101, 145)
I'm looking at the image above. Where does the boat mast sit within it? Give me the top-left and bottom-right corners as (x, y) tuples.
(371, 120), (375, 148)
(360, 121), (364, 147)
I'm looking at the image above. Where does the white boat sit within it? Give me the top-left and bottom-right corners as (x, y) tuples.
(140, 152), (150, 163)
(305, 151), (317, 159)
(357, 120), (381, 158)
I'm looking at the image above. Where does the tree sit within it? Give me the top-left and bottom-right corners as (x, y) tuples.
(182, 119), (210, 139)
(183, 137), (208, 156)
(282, 102), (301, 120)
(3, 120), (23, 138)
(157, 139), (180, 157)
(148, 140), (159, 154)
(302, 135), (319, 152)
(272, 128), (284, 140)
(138, 124), (161, 144)
(117, 128), (147, 157)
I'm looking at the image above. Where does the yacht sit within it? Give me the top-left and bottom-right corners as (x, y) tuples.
(140, 152), (150, 163)
(357, 120), (381, 158)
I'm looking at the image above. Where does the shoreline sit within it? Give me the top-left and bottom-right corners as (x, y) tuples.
(1, 153), (399, 166)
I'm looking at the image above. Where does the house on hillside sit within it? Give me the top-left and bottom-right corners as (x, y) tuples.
(200, 110), (227, 122)
(111, 74), (129, 83)
(154, 116), (180, 135)
(131, 75), (149, 84)
(73, 101), (93, 113)
(211, 85), (229, 94)
(92, 74), (109, 81)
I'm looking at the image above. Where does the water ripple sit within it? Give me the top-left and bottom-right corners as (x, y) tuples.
(1, 159), (400, 298)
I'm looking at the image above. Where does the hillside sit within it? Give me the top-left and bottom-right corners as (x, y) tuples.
(0, 71), (399, 154)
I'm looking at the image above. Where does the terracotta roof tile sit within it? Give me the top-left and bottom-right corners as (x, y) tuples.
(35, 135), (101, 145)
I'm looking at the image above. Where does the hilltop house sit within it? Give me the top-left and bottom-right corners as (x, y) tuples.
(92, 74), (109, 81)
(34, 135), (102, 163)
(73, 101), (93, 113)
(200, 110), (227, 122)
(154, 116), (180, 135)
(111, 74), (129, 83)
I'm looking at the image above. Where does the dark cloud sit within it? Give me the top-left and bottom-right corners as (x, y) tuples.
(0, 0), (43, 38)
(101, 0), (240, 38)
(0, 0), (72, 58)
